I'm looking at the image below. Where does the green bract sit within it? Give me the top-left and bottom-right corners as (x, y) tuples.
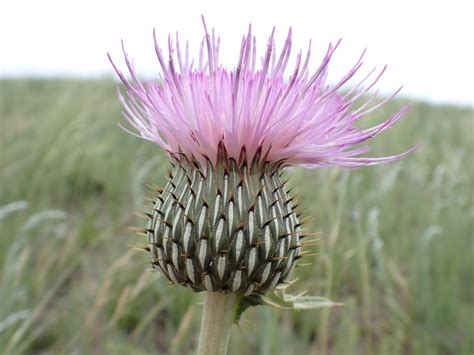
(146, 143), (302, 295)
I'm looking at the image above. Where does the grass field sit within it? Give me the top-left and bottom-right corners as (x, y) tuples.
(0, 78), (472, 355)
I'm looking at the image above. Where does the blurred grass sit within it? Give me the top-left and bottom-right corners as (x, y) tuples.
(0, 78), (472, 355)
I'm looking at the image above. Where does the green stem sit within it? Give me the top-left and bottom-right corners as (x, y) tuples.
(197, 292), (238, 355)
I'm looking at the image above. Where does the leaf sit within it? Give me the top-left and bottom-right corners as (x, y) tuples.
(233, 290), (343, 324)
(282, 294), (343, 310)
(265, 290), (343, 311)
(233, 294), (265, 324)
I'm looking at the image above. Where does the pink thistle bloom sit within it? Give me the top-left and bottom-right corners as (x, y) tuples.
(109, 19), (418, 297)
(109, 19), (416, 168)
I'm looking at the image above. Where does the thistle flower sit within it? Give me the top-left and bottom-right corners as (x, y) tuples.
(109, 20), (415, 297)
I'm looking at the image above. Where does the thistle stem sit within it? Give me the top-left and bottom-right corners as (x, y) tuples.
(197, 292), (239, 355)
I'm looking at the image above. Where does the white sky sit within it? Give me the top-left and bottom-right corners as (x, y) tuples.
(0, 0), (472, 105)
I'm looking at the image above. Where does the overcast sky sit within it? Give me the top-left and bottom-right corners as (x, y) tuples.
(0, 0), (472, 105)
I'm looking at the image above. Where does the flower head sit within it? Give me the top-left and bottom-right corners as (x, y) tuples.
(110, 19), (416, 295)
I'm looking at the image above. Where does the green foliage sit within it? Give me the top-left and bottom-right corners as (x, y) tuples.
(0, 79), (472, 354)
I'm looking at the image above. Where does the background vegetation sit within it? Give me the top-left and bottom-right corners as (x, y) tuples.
(0, 79), (472, 354)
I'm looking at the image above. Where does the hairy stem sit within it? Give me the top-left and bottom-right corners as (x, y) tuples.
(197, 292), (239, 355)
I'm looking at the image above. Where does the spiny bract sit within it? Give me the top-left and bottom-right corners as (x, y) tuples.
(146, 144), (303, 295)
